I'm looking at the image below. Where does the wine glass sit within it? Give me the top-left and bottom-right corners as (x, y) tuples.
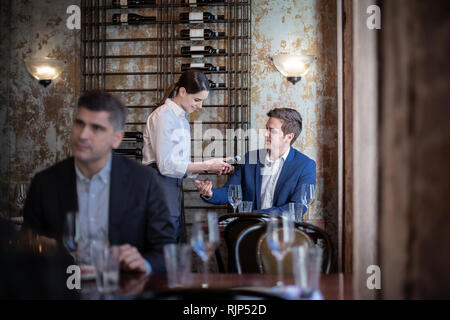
(227, 185), (242, 213)
(300, 184), (316, 221)
(190, 212), (219, 288)
(63, 211), (80, 262)
(266, 211), (295, 290)
(14, 183), (27, 211)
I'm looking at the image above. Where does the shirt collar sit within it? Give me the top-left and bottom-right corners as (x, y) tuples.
(265, 147), (290, 165)
(166, 98), (186, 118)
(74, 153), (112, 184)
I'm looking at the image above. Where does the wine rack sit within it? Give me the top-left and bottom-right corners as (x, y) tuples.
(81, 0), (251, 213)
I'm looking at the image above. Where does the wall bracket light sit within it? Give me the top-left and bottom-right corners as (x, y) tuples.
(24, 58), (64, 87)
(271, 54), (316, 85)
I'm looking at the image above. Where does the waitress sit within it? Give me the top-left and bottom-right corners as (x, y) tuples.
(142, 70), (231, 242)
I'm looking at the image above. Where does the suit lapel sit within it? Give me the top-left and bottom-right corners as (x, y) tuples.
(56, 158), (78, 238)
(273, 147), (294, 205)
(59, 158), (78, 213)
(108, 153), (131, 244)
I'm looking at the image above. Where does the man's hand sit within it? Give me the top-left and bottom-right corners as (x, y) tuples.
(119, 244), (147, 273)
(195, 179), (213, 198)
(203, 158), (233, 175)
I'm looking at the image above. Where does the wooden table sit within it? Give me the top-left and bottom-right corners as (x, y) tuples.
(82, 272), (353, 300)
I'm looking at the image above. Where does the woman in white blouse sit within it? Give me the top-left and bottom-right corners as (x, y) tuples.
(142, 70), (231, 242)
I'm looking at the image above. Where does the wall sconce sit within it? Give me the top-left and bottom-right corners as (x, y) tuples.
(271, 54), (316, 85)
(24, 58), (64, 87)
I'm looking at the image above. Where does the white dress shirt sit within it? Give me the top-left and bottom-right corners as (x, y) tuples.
(142, 98), (192, 179)
(260, 148), (290, 210)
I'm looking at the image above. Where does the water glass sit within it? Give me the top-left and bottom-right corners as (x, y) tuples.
(164, 243), (192, 288)
(289, 202), (305, 223)
(238, 201), (253, 213)
(227, 185), (242, 213)
(292, 245), (323, 298)
(91, 243), (120, 294)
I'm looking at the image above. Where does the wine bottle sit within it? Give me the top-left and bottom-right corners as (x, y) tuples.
(182, 0), (227, 4)
(112, 0), (155, 8)
(208, 80), (226, 88)
(114, 148), (143, 157)
(180, 28), (225, 40)
(123, 131), (144, 142)
(112, 13), (156, 25)
(179, 12), (225, 23)
(181, 45), (226, 57)
(181, 63), (225, 72)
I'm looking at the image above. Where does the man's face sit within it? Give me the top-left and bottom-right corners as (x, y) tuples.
(71, 107), (123, 164)
(264, 117), (293, 154)
(178, 88), (209, 113)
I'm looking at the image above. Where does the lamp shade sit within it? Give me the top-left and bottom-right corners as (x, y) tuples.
(24, 58), (63, 81)
(272, 54), (315, 84)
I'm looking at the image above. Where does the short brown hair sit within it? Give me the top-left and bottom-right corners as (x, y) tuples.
(267, 108), (303, 145)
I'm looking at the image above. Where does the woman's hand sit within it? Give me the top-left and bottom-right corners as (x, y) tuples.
(195, 179), (213, 198)
(203, 158), (233, 175)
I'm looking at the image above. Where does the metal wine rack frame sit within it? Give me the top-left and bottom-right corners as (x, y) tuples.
(81, 0), (251, 212)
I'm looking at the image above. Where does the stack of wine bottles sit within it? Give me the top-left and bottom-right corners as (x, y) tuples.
(115, 132), (144, 161)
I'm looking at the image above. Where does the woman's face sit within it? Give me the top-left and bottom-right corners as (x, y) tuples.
(177, 88), (209, 113)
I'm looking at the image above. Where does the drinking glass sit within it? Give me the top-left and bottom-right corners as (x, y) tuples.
(238, 201), (253, 213)
(300, 184), (316, 221)
(227, 185), (242, 213)
(292, 245), (323, 298)
(164, 243), (192, 288)
(14, 183), (27, 211)
(91, 242), (120, 295)
(63, 211), (80, 262)
(289, 202), (304, 223)
(190, 212), (219, 288)
(266, 211), (295, 290)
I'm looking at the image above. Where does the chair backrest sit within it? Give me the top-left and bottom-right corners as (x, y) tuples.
(257, 228), (313, 275)
(234, 223), (267, 274)
(234, 221), (334, 275)
(223, 215), (266, 273)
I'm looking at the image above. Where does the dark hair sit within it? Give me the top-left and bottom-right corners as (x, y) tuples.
(77, 90), (127, 131)
(267, 108), (303, 145)
(159, 70), (210, 106)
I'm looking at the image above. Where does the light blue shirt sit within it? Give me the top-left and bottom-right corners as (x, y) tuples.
(75, 154), (152, 274)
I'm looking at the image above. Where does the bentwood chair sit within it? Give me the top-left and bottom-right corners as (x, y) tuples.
(217, 213), (267, 273)
(235, 221), (333, 275)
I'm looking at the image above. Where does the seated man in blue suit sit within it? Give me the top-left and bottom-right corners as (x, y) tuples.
(195, 108), (316, 214)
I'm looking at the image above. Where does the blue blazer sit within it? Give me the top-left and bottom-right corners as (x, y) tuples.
(201, 147), (316, 213)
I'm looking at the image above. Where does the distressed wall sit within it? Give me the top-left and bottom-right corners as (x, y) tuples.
(1, 0), (81, 215)
(251, 0), (338, 266)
